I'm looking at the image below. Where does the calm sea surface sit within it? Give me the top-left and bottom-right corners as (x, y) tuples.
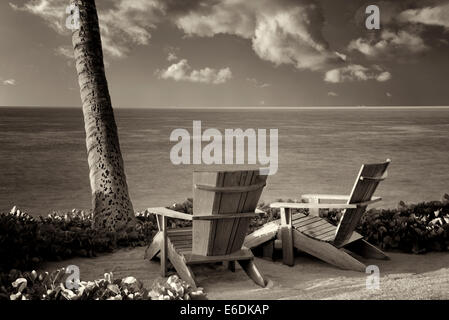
(1, 107), (448, 216)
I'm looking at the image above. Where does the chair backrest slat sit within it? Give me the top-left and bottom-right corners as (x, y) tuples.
(192, 170), (267, 256)
(333, 159), (391, 247)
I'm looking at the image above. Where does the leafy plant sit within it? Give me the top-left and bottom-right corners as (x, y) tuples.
(0, 207), (157, 272)
(2, 268), (206, 301)
(2, 195), (449, 301)
(148, 275), (206, 300)
(359, 198), (449, 253)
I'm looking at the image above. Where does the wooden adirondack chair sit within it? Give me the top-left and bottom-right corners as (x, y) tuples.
(244, 159), (391, 272)
(145, 169), (268, 288)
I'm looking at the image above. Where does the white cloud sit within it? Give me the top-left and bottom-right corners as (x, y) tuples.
(246, 78), (271, 88)
(335, 52), (347, 61)
(324, 64), (391, 83)
(97, 0), (162, 58)
(252, 7), (339, 71)
(377, 71), (392, 82)
(10, 1), (67, 33)
(346, 3), (449, 64)
(2, 79), (16, 86)
(167, 52), (178, 62)
(55, 46), (74, 59)
(175, 0), (343, 71)
(327, 91), (338, 97)
(13, 0), (345, 74)
(348, 30), (429, 58)
(399, 3), (449, 29)
(175, 2), (253, 38)
(11, 0), (161, 58)
(158, 59), (232, 84)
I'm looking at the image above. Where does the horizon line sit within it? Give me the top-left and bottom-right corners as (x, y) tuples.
(1, 105), (449, 110)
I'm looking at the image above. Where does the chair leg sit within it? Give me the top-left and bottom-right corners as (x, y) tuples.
(244, 220), (280, 249)
(227, 261), (236, 272)
(144, 231), (162, 260)
(166, 239), (197, 288)
(293, 229), (366, 272)
(280, 208), (294, 266)
(345, 239), (389, 260)
(238, 259), (267, 287)
(262, 240), (274, 261)
(160, 216), (168, 277)
(222, 261), (236, 272)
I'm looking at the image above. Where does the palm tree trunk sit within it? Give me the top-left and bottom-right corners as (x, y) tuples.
(70, 0), (136, 236)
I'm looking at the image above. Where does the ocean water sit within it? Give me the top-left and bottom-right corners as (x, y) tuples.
(0, 107), (448, 216)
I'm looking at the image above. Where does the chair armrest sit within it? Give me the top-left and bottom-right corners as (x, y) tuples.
(146, 207), (193, 221)
(270, 197), (382, 210)
(270, 202), (358, 209)
(302, 194), (350, 201)
(192, 212), (257, 220)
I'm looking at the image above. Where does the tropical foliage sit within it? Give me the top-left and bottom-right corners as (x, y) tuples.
(1, 196), (449, 300)
(2, 268), (205, 300)
(0, 207), (155, 272)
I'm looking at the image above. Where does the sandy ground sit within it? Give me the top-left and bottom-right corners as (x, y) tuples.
(42, 248), (449, 300)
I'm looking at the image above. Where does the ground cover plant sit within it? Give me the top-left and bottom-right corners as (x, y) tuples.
(2, 268), (205, 300)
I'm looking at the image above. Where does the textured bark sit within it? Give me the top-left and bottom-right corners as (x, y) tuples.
(70, 0), (136, 234)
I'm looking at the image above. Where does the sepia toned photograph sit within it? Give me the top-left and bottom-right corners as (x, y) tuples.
(1, 0), (449, 309)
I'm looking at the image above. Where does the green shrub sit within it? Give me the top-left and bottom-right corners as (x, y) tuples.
(359, 199), (449, 253)
(149, 275), (206, 300)
(0, 209), (41, 272)
(0, 207), (158, 272)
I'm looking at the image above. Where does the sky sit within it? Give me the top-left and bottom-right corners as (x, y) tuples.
(0, 0), (449, 108)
